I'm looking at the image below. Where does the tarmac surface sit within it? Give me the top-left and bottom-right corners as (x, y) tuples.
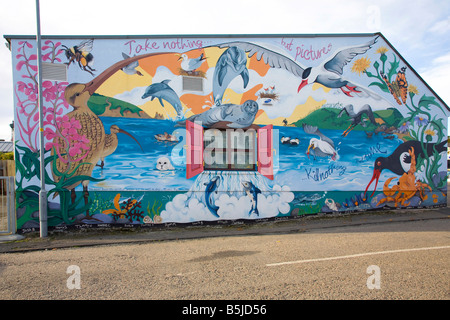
(1, 178), (449, 253)
(0, 205), (448, 254)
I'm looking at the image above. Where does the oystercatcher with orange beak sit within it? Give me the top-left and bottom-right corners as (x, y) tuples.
(364, 140), (446, 199)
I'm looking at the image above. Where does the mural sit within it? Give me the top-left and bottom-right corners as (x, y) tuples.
(7, 34), (449, 232)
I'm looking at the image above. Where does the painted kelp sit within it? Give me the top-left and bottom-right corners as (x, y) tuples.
(7, 34), (448, 231)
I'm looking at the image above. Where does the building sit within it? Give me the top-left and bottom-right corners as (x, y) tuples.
(4, 33), (449, 232)
(0, 141), (13, 153)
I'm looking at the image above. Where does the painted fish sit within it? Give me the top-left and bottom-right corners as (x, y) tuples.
(242, 181), (261, 216)
(291, 193), (324, 206)
(204, 176), (220, 217)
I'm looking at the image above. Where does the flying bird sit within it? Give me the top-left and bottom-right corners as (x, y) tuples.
(298, 37), (379, 97)
(338, 104), (377, 137)
(121, 53), (143, 76)
(208, 37), (380, 99)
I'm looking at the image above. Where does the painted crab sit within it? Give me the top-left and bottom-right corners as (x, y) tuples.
(376, 147), (432, 207)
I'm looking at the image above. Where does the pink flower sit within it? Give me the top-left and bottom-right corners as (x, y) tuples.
(43, 127), (57, 140)
(42, 81), (59, 101)
(42, 52), (52, 61)
(68, 148), (77, 157)
(18, 82), (38, 98)
(16, 60), (27, 71)
(42, 81), (53, 88)
(44, 113), (54, 126)
(17, 81), (28, 92)
(45, 142), (55, 151)
(68, 127), (78, 136)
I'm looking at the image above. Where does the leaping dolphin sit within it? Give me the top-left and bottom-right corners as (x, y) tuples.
(213, 46), (249, 106)
(242, 181), (261, 216)
(204, 176), (220, 217)
(142, 80), (184, 120)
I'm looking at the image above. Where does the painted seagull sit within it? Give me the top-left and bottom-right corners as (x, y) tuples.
(338, 104), (377, 137)
(364, 139), (447, 198)
(178, 53), (206, 73)
(207, 36), (380, 98)
(303, 124), (337, 161)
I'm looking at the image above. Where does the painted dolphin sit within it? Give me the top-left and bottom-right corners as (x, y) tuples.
(213, 46), (249, 106)
(204, 176), (220, 217)
(182, 100), (258, 129)
(141, 80), (183, 120)
(242, 181), (261, 216)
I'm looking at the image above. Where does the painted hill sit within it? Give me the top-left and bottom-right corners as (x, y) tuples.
(292, 107), (403, 131)
(87, 93), (151, 118)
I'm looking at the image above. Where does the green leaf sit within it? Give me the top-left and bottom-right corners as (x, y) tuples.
(418, 94), (445, 114)
(387, 55), (400, 81)
(369, 81), (389, 92)
(60, 174), (104, 189)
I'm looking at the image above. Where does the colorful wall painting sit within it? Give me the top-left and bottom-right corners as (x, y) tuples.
(5, 33), (449, 232)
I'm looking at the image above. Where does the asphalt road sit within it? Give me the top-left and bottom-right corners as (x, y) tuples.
(0, 209), (449, 301)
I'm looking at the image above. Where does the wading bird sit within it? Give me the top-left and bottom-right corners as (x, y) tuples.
(52, 51), (169, 217)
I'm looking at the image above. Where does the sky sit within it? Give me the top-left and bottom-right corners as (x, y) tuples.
(1, 0), (450, 141)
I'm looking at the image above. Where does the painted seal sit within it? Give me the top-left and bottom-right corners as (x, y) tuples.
(184, 100), (259, 129)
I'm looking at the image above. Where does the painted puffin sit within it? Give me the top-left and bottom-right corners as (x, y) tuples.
(364, 139), (446, 198)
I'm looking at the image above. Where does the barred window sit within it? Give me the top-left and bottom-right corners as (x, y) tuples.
(203, 129), (256, 171)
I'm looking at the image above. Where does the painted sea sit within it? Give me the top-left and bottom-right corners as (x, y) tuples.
(82, 117), (403, 193)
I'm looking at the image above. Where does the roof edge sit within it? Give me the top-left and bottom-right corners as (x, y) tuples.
(4, 32), (380, 41)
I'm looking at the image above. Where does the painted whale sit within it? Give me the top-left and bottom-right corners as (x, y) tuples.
(141, 80), (183, 120)
(182, 100), (258, 129)
(213, 46), (249, 106)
